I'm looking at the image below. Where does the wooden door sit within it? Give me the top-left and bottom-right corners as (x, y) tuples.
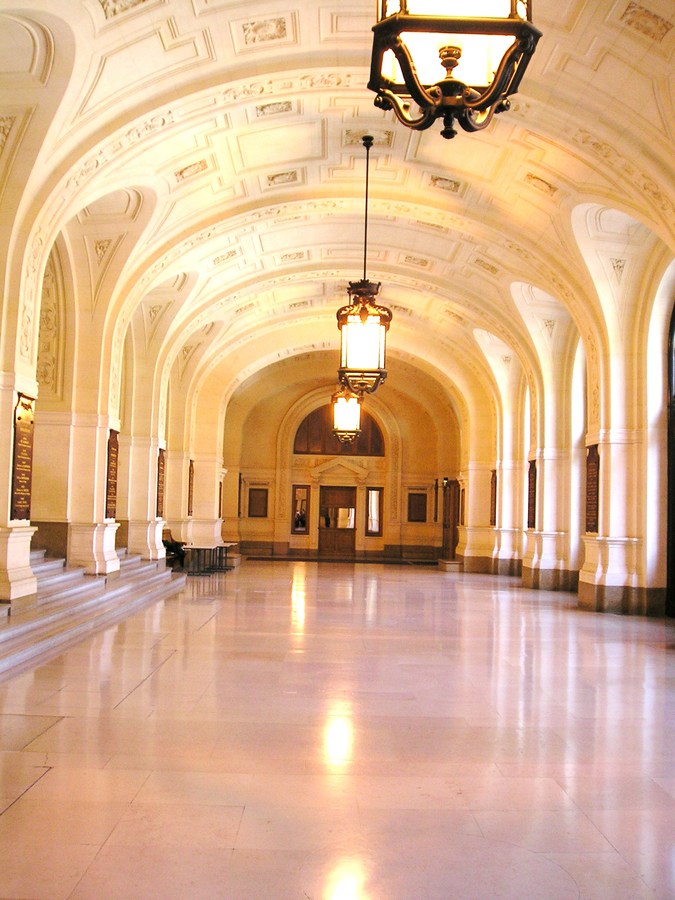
(319, 486), (356, 557)
(442, 479), (460, 560)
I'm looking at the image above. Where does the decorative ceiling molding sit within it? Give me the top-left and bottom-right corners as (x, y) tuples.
(620, 2), (672, 42)
(99, 0), (149, 19)
(0, 116), (15, 153)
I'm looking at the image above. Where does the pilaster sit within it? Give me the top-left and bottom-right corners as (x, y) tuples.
(0, 525), (38, 609)
(128, 518), (165, 560)
(577, 535), (662, 614)
(457, 525), (494, 573)
(522, 530), (573, 590)
(68, 522), (120, 575)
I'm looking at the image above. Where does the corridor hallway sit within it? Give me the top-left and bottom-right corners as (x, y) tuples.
(0, 563), (673, 899)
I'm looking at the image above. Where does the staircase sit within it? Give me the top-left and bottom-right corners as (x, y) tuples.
(0, 548), (187, 678)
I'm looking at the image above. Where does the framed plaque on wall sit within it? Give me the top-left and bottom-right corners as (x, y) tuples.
(105, 430), (119, 520)
(156, 448), (165, 518)
(11, 394), (35, 520)
(188, 459), (194, 517)
(586, 444), (599, 533)
(527, 460), (537, 530)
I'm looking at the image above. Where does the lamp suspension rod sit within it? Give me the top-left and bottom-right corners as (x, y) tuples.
(362, 134), (373, 282)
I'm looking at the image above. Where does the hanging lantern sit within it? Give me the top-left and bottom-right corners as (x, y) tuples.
(368, 0), (541, 139)
(332, 386), (362, 443)
(336, 135), (392, 395)
(337, 279), (391, 395)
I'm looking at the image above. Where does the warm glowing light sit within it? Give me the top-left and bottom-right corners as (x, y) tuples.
(326, 859), (367, 900)
(370, 0), (540, 139)
(324, 717), (353, 767)
(332, 391), (361, 436)
(332, 383), (362, 444)
(382, 32), (513, 87)
(324, 700), (354, 768)
(340, 313), (386, 371)
(291, 567), (306, 631)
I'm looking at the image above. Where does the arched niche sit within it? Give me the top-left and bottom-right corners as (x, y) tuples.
(293, 404), (385, 457)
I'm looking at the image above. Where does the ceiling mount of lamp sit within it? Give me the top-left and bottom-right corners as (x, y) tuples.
(332, 134), (392, 443)
(336, 135), (392, 398)
(368, 1), (542, 140)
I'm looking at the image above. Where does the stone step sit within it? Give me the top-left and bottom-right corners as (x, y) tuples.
(32, 556), (68, 578)
(0, 566), (187, 678)
(36, 566), (87, 596)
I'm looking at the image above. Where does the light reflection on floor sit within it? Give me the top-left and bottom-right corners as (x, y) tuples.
(0, 561), (673, 899)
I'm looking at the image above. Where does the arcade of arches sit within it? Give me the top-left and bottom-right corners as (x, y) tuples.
(0, 0), (673, 618)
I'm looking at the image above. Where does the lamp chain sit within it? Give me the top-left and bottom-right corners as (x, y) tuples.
(362, 134), (373, 282)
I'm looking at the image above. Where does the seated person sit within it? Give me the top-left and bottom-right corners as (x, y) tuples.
(163, 534), (186, 568)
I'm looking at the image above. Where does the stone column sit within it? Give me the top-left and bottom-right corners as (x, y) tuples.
(457, 461), (494, 573)
(66, 413), (120, 575)
(0, 374), (39, 608)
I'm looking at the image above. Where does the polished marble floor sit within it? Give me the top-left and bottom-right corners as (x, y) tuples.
(0, 562), (673, 899)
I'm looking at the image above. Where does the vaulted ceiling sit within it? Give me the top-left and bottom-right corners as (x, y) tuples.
(1, 0), (673, 436)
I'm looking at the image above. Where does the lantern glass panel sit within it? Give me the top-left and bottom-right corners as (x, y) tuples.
(341, 314), (386, 371)
(333, 394), (361, 433)
(405, 0), (512, 15)
(382, 31), (514, 87)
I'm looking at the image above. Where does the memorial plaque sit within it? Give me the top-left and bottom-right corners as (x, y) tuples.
(11, 394), (35, 520)
(490, 469), (497, 527)
(586, 444), (599, 533)
(527, 460), (537, 529)
(156, 448), (165, 518)
(105, 429), (119, 519)
(188, 459), (194, 517)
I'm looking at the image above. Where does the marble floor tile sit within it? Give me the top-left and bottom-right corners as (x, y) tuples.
(0, 797), (129, 845)
(0, 562), (672, 898)
(0, 838), (100, 900)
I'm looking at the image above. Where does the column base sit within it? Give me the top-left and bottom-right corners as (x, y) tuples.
(68, 523), (120, 575)
(128, 519), (164, 560)
(493, 558), (522, 577)
(438, 559), (462, 573)
(578, 582), (665, 617)
(458, 554), (491, 574)
(0, 525), (38, 606)
(522, 565), (576, 591)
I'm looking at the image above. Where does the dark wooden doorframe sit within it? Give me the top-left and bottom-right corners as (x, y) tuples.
(442, 479), (460, 560)
(667, 304), (675, 617)
(318, 485), (357, 557)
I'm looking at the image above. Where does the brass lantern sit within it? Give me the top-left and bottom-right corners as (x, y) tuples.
(368, 1), (541, 139)
(337, 279), (391, 395)
(332, 385), (362, 443)
(336, 135), (392, 395)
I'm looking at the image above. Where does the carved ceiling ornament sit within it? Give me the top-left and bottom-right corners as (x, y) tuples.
(475, 258), (499, 276)
(574, 128), (674, 225)
(0, 116), (15, 153)
(344, 129), (394, 148)
(36, 253), (60, 396)
(241, 17), (287, 45)
(611, 258), (627, 281)
(620, 2), (672, 42)
(430, 175), (461, 193)
(99, 0), (148, 19)
(256, 101), (293, 117)
(526, 173), (557, 196)
(175, 160), (208, 182)
(267, 170), (298, 187)
(19, 229), (45, 362)
(94, 239), (111, 263)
